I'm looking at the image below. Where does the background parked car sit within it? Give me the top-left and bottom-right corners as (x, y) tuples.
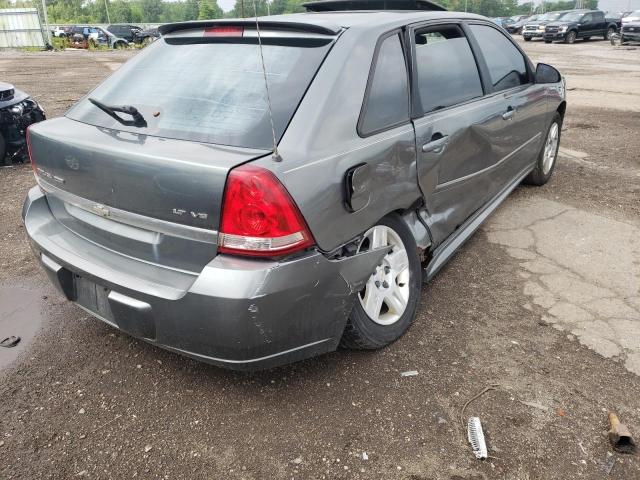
(619, 17), (640, 43)
(543, 9), (619, 43)
(0, 81), (45, 166)
(523, 10), (572, 41)
(107, 24), (142, 43)
(51, 26), (71, 38)
(506, 14), (537, 34)
(134, 27), (161, 45)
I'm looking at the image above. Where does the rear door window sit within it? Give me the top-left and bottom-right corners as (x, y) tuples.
(359, 32), (410, 136)
(413, 25), (483, 114)
(468, 24), (529, 92)
(67, 31), (333, 150)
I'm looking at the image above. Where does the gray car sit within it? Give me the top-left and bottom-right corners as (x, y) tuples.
(23, 5), (566, 370)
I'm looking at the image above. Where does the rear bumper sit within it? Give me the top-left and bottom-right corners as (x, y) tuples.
(23, 187), (381, 370)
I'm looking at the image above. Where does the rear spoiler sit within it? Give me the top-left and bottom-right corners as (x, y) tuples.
(159, 19), (342, 37)
(303, 0), (447, 11)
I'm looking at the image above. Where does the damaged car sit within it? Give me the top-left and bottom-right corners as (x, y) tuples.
(1, 82), (45, 166)
(23, 2), (565, 370)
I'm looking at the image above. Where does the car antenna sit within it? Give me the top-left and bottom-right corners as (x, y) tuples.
(252, 0), (282, 162)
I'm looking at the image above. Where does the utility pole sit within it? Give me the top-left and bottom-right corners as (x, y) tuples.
(40, 0), (52, 46)
(464, 0), (468, 12)
(104, 0), (111, 23)
(241, 0), (244, 18)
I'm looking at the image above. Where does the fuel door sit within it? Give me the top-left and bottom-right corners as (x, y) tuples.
(344, 163), (371, 212)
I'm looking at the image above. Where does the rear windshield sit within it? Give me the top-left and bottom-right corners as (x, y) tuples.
(67, 32), (333, 149)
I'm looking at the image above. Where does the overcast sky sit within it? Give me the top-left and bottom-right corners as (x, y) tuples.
(219, 0), (236, 12)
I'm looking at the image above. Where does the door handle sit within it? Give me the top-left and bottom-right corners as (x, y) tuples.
(422, 135), (449, 154)
(502, 107), (515, 120)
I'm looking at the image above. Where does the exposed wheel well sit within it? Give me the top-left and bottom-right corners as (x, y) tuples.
(557, 101), (567, 119)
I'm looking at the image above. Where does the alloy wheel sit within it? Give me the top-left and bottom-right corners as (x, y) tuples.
(543, 122), (559, 174)
(357, 225), (410, 326)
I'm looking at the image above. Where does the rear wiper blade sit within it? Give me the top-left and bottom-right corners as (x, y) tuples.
(88, 98), (147, 127)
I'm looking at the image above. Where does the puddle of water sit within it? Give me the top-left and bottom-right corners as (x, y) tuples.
(0, 286), (44, 370)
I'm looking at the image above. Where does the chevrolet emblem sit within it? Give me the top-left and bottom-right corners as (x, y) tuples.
(91, 204), (111, 218)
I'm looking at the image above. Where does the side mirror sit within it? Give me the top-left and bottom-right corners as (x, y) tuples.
(535, 63), (562, 84)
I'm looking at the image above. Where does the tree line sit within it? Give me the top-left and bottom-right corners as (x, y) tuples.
(0, 0), (597, 25)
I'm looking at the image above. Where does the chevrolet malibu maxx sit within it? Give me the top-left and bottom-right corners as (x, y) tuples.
(23, 4), (566, 370)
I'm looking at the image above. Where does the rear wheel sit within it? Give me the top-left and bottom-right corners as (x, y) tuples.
(564, 31), (577, 44)
(524, 112), (562, 186)
(544, 39), (552, 43)
(524, 36), (532, 41)
(0, 133), (8, 166)
(340, 215), (421, 350)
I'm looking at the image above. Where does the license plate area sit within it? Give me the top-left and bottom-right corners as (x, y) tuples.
(75, 274), (115, 323)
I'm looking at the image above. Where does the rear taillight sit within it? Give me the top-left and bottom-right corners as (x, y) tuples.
(218, 165), (314, 257)
(26, 126), (37, 177)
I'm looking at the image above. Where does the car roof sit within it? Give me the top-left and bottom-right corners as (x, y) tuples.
(160, 10), (487, 36)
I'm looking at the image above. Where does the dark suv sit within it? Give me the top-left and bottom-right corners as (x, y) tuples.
(24, 3), (566, 370)
(107, 24), (142, 43)
(544, 9), (618, 43)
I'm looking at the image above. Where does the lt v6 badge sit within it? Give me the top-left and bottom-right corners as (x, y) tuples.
(172, 208), (208, 220)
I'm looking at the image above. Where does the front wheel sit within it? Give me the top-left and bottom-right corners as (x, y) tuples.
(564, 31), (577, 44)
(606, 27), (616, 40)
(524, 36), (532, 41)
(544, 40), (552, 43)
(524, 112), (562, 186)
(340, 215), (421, 350)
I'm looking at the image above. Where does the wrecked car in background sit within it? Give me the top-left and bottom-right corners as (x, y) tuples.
(0, 82), (45, 166)
(616, 10), (640, 43)
(23, 5), (565, 370)
(70, 25), (128, 49)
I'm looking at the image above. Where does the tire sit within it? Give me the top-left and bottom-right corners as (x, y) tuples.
(523, 112), (562, 186)
(524, 36), (531, 41)
(0, 133), (8, 167)
(544, 40), (552, 43)
(564, 31), (577, 44)
(340, 215), (421, 350)
(606, 27), (615, 40)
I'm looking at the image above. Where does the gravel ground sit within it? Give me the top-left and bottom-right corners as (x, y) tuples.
(0, 39), (639, 480)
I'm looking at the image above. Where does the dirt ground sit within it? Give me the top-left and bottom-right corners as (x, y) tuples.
(0, 37), (639, 480)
